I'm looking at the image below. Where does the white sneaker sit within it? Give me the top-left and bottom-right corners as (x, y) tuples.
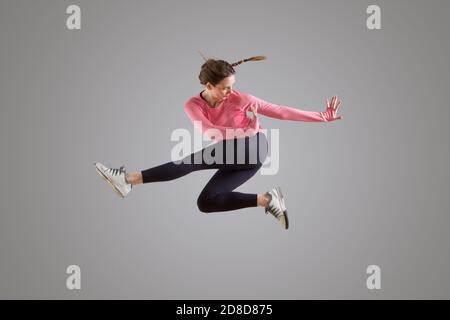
(94, 162), (132, 198)
(265, 186), (289, 230)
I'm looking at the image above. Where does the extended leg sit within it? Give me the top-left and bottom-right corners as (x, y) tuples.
(139, 132), (267, 185)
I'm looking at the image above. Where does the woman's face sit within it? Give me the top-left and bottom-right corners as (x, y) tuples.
(207, 75), (235, 102)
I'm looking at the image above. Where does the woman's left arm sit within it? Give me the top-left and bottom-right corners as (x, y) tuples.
(249, 94), (343, 122)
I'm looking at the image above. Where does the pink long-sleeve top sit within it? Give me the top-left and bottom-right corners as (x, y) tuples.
(184, 89), (331, 141)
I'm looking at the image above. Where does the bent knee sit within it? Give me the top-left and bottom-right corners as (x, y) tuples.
(197, 195), (215, 213)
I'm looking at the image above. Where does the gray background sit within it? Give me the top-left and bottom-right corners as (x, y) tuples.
(0, 0), (449, 299)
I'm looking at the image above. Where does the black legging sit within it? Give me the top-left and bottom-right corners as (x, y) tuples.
(141, 132), (269, 213)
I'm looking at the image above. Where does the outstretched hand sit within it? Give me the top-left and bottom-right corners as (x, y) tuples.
(323, 96), (343, 121)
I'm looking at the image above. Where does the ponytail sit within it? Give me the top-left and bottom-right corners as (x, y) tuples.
(231, 55), (266, 67)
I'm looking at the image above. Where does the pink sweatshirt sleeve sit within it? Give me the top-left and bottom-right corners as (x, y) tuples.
(248, 94), (329, 122)
(184, 102), (259, 140)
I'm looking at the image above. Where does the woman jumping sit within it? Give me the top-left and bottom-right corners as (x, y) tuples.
(94, 55), (342, 230)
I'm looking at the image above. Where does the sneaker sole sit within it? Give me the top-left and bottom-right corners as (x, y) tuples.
(274, 187), (289, 230)
(94, 163), (126, 198)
